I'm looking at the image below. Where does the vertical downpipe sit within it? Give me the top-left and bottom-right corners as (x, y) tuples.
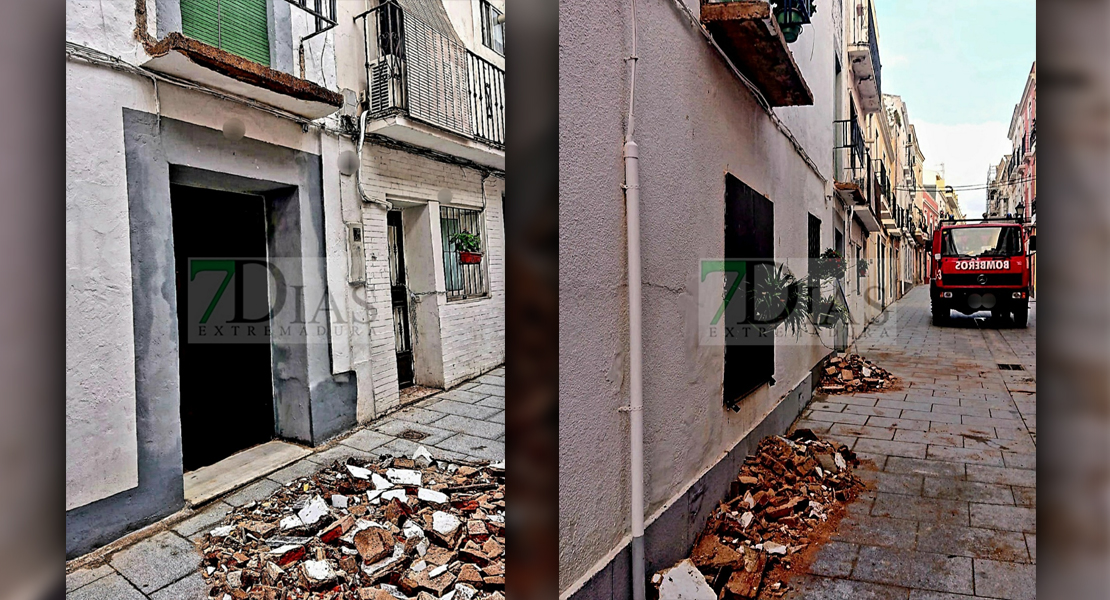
(625, 139), (645, 600)
(623, 0), (644, 597)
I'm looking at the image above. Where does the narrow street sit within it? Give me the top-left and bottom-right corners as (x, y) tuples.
(788, 287), (1035, 600)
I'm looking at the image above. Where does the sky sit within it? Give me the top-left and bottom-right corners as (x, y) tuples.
(872, 0), (1036, 216)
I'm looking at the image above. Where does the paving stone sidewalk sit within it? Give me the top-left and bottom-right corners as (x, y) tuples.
(65, 366), (506, 600)
(787, 288), (1035, 600)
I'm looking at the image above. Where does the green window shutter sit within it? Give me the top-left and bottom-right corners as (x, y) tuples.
(220, 0), (271, 66)
(181, 0), (221, 48)
(180, 0), (271, 67)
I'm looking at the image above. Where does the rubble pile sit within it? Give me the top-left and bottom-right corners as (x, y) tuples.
(197, 447), (505, 600)
(817, 353), (895, 394)
(652, 432), (865, 599)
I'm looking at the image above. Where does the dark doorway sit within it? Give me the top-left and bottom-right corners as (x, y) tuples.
(387, 211), (415, 388)
(171, 185), (275, 472)
(724, 174), (775, 410)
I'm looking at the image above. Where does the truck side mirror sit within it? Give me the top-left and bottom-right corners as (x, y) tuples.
(1028, 235), (1036, 253)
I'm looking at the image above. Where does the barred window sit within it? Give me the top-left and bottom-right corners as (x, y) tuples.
(440, 206), (488, 301)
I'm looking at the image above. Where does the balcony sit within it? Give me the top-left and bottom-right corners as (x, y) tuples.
(357, 1), (505, 170)
(700, 1), (814, 106)
(833, 119), (882, 233)
(874, 159), (893, 218)
(140, 1), (343, 119)
(847, 1), (882, 113)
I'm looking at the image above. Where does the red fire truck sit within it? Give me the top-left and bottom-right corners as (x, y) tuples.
(930, 217), (1035, 327)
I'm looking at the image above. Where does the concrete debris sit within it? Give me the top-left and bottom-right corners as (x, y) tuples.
(653, 432), (865, 599)
(819, 353), (896, 394)
(198, 451), (505, 599)
(657, 559), (717, 600)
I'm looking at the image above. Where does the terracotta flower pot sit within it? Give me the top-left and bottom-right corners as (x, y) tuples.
(459, 251), (483, 264)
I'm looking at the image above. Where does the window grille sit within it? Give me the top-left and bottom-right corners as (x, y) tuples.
(440, 206), (488, 301)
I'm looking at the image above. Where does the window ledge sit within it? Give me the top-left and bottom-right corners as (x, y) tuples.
(142, 33), (343, 119)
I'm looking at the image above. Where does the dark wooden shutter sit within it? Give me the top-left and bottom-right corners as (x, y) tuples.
(181, 0), (271, 66)
(724, 174), (775, 409)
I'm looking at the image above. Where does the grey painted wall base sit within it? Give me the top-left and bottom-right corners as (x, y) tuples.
(66, 109), (355, 558)
(567, 365), (822, 600)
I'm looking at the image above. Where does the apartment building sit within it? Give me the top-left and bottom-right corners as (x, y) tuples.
(66, 0), (505, 558)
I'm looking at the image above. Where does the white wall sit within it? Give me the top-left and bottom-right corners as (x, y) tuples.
(559, 0), (838, 592)
(66, 0), (353, 506)
(357, 144), (505, 413)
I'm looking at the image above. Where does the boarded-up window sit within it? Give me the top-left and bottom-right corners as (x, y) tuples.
(181, 0), (271, 66)
(724, 174), (775, 409)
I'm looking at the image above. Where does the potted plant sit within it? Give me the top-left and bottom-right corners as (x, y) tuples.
(857, 258), (869, 277)
(450, 230), (483, 264)
(811, 248), (846, 281)
(814, 295), (850, 329)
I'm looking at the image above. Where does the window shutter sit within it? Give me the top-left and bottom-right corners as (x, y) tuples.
(180, 0), (271, 67)
(723, 174), (775, 409)
(219, 0), (271, 66)
(181, 0), (221, 48)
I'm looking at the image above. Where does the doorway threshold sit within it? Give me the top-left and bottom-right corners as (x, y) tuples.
(183, 440), (310, 506)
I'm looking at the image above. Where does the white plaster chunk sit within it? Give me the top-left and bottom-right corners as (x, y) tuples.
(740, 511), (754, 529)
(302, 560), (336, 583)
(763, 541), (788, 555)
(657, 559), (716, 600)
(428, 564), (449, 578)
(403, 521), (426, 540)
(209, 525), (236, 537)
(372, 473), (393, 490)
(381, 489), (407, 502)
(490, 459), (506, 469)
(297, 495), (330, 526)
(385, 468), (422, 486)
(454, 584), (477, 600)
(346, 464), (372, 479)
(331, 494), (348, 509)
(834, 452), (847, 471)
(279, 515), (304, 531)
(411, 560), (428, 573)
(417, 488), (449, 504)
(431, 511), (461, 535)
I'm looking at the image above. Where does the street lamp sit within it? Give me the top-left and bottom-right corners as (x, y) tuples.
(773, 0), (816, 43)
(1015, 201), (1025, 222)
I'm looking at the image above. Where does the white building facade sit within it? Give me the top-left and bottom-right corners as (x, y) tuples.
(559, 0), (898, 597)
(65, 0), (504, 558)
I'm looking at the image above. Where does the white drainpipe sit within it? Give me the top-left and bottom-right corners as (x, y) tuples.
(623, 0), (644, 597)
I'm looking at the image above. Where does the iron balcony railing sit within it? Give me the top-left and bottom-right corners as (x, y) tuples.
(356, 1), (506, 149)
(873, 158), (891, 207)
(834, 118), (869, 190)
(851, 1), (882, 96)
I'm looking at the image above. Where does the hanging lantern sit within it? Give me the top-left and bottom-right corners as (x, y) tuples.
(774, 0), (816, 43)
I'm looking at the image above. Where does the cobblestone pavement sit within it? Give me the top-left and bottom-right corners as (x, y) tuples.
(65, 366), (506, 600)
(786, 288), (1035, 600)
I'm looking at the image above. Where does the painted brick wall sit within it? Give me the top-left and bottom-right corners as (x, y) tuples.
(358, 143), (505, 413)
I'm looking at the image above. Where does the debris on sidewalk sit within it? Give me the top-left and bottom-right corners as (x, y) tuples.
(818, 353), (896, 394)
(197, 447), (506, 599)
(652, 432), (865, 599)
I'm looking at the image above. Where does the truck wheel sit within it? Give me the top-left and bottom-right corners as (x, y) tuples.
(932, 302), (947, 326)
(1012, 305), (1028, 328)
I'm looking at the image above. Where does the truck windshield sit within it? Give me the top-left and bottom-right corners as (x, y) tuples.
(941, 227), (1021, 258)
